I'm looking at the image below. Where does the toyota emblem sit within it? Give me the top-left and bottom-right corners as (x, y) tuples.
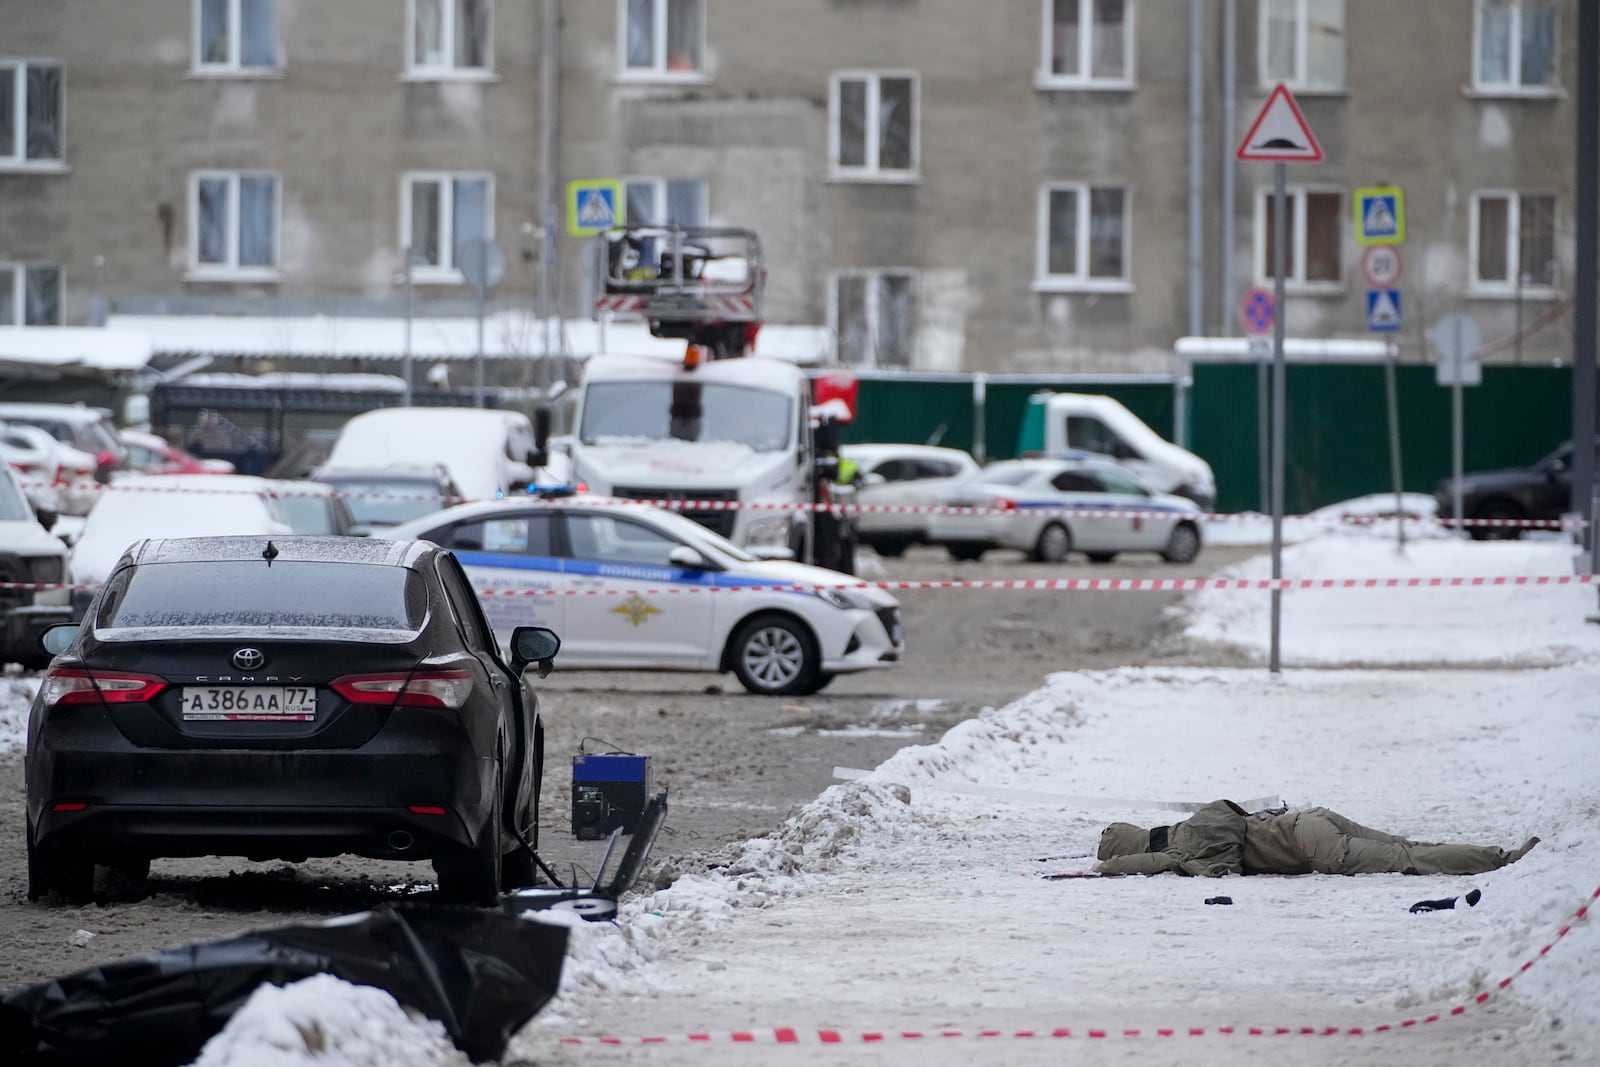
(232, 647), (266, 671)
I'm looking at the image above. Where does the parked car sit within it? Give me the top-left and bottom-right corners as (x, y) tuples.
(841, 443), (981, 557)
(270, 480), (358, 537)
(926, 455), (1204, 564)
(0, 403), (128, 485)
(307, 463), (465, 535)
(0, 420), (100, 517)
(26, 534), (561, 904)
(68, 474), (293, 590)
(0, 465), (71, 670)
(385, 494), (905, 696)
(1432, 439), (1577, 541)
(118, 429), (236, 477)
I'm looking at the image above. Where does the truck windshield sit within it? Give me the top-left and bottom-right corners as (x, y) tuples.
(580, 382), (793, 453)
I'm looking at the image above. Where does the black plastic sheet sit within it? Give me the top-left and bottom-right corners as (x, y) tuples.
(0, 904), (569, 1066)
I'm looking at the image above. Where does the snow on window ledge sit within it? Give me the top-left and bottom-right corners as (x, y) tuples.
(1466, 284), (1563, 301)
(1251, 84), (1346, 97)
(1033, 73), (1136, 93)
(0, 161), (70, 175)
(1462, 84), (1565, 101)
(825, 171), (922, 186)
(408, 267), (470, 286)
(399, 69), (500, 84)
(613, 69), (713, 86)
(186, 67), (286, 81)
(184, 267), (283, 284)
(1031, 278), (1134, 295)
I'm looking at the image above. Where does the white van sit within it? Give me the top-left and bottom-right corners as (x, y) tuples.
(1017, 393), (1216, 510)
(317, 407), (569, 504)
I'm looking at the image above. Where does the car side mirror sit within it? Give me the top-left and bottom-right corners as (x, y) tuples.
(510, 625), (561, 679)
(668, 544), (714, 571)
(41, 623), (78, 657)
(529, 407), (552, 468)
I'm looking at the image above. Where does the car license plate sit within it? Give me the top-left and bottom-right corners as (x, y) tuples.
(182, 686), (317, 721)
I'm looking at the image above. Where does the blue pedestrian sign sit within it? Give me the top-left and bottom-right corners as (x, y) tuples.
(1366, 288), (1402, 332)
(1354, 186), (1405, 246)
(566, 179), (623, 237)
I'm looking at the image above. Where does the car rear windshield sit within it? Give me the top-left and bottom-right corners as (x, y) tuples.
(324, 478), (448, 527)
(96, 561), (426, 631)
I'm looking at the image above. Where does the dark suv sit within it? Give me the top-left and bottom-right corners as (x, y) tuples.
(1432, 440), (1576, 540)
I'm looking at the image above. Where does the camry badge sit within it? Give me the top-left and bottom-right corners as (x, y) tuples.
(232, 647), (266, 670)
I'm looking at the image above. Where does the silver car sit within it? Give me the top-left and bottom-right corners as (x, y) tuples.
(926, 456), (1204, 564)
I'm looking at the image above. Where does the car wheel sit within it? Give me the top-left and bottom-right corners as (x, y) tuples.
(870, 537), (911, 558)
(1473, 498), (1526, 541)
(947, 543), (986, 562)
(730, 613), (821, 696)
(1032, 523), (1071, 563)
(1161, 522), (1202, 564)
(27, 819), (92, 903)
(435, 774), (504, 906)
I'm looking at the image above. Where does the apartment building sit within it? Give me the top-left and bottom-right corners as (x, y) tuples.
(0, 1), (1580, 377)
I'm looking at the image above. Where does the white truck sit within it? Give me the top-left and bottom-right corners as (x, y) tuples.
(1018, 392), (1216, 511)
(567, 226), (856, 573)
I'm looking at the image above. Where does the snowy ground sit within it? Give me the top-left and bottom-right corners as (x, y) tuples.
(4, 517), (1596, 1066)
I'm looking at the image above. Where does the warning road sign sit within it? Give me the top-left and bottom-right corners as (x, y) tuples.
(1236, 84), (1323, 163)
(1355, 186), (1405, 245)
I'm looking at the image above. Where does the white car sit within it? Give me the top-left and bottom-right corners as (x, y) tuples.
(69, 474), (293, 587)
(385, 495), (904, 696)
(0, 420), (100, 517)
(842, 443), (981, 557)
(0, 464), (71, 669)
(926, 455), (1204, 564)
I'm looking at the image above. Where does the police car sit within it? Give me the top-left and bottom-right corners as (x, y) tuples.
(385, 495), (903, 695)
(925, 454), (1204, 564)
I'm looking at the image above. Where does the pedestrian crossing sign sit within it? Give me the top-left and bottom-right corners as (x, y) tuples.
(566, 180), (624, 236)
(1366, 288), (1402, 332)
(1355, 186), (1405, 246)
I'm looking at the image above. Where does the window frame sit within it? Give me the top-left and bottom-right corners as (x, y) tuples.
(1257, 0), (1346, 92)
(1252, 184), (1345, 292)
(827, 70), (921, 184)
(191, 0), (283, 77)
(400, 170), (497, 284)
(616, 0), (709, 82)
(0, 261), (65, 326)
(186, 169), (282, 282)
(1470, 0), (1561, 96)
(621, 176), (709, 227)
(828, 268), (921, 369)
(404, 0), (496, 80)
(0, 59), (67, 170)
(1035, 0), (1137, 91)
(1033, 181), (1134, 293)
(1468, 189), (1562, 298)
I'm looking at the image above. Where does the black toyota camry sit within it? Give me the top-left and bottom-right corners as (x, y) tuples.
(25, 534), (561, 906)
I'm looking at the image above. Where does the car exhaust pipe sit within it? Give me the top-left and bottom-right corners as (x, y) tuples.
(388, 830), (414, 852)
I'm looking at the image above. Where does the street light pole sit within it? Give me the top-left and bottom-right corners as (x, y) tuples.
(1269, 162), (1287, 674)
(402, 245), (414, 407)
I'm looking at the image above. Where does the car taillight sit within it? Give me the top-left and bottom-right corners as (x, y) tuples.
(41, 668), (168, 708)
(330, 669), (474, 709)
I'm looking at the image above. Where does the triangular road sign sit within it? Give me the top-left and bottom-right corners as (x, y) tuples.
(1237, 84), (1323, 163)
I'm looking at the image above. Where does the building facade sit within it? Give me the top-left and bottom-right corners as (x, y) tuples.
(0, 0), (1582, 377)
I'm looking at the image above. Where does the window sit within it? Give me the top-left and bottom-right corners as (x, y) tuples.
(830, 72), (918, 180)
(833, 271), (918, 368)
(0, 61), (63, 166)
(1260, 0), (1344, 89)
(190, 171), (279, 277)
(402, 173), (493, 281)
(195, 0), (280, 72)
(1040, 0), (1133, 86)
(1256, 187), (1342, 286)
(565, 513), (681, 568)
(409, 0), (492, 75)
(1474, 0), (1558, 92)
(620, 0), (704, 77)
(623, 177), (707, 227)
(1472, 192), (1559, 292)
(0, 263), (63, 325)
(1037, 183), (1130, 287)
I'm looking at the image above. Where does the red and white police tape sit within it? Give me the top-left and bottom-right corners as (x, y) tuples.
(551, 884), (1596, 1047)
(1, 575), (1593, 595)
(12, 476), (1574, 529)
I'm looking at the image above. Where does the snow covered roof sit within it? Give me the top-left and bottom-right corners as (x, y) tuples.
(1174, 335), (1398, 362)
(0, 327), (154, 373)
(104, 313), (832, 365)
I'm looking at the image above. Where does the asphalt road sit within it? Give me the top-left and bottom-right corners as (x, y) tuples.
(0, 543), (1262, 991)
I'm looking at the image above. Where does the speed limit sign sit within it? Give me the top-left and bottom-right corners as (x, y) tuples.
(1361, 244), (1403, 288)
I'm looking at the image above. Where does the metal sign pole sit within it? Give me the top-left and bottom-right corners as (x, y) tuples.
(1384, 342), (1405, 549)
(1270, 162), (1287, 674)
(476, 240), (488, 409)
(1451, 317), (1465, 536)
(402, 245), (414, 407)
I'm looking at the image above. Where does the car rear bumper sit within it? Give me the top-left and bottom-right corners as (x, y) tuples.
(29, 742), (496, 863)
